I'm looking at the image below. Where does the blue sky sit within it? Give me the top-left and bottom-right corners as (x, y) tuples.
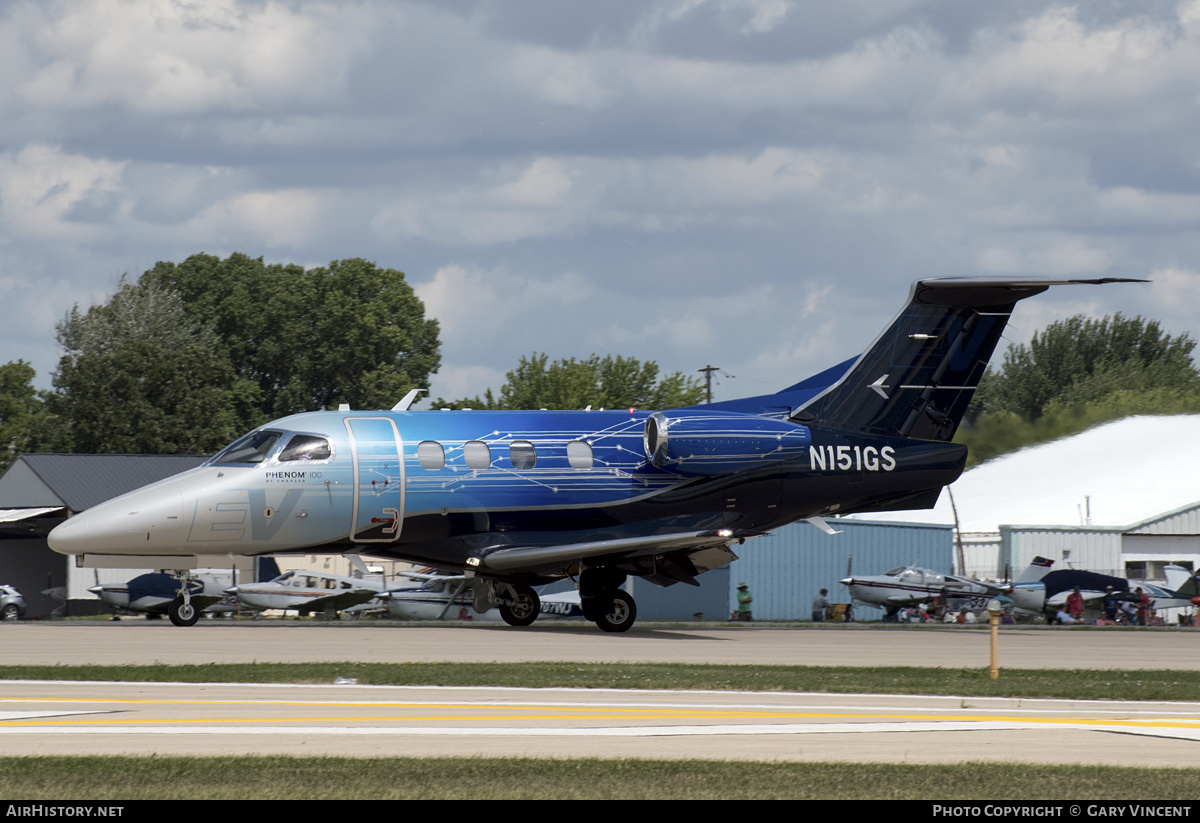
(3, 0), (1199, 406)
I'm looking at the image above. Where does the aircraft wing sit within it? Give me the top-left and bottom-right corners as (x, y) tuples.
(882, 593), (933, 607)
(298, 589), (382, 612)
(394, 571), (468, 584)
(478, 529), (764, 586)
(1045, 590), (1108, 608)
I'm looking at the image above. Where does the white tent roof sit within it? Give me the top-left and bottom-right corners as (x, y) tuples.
(852, 415), (1200, 533)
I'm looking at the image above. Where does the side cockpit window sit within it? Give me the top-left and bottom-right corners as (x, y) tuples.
(279, 435), (332, 462)
(211, 431), (282, 464)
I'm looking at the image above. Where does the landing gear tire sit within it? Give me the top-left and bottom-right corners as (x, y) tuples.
(498, 586), (540, 627)
(594, 590), (637, 633)
(168, 597), (200, 627)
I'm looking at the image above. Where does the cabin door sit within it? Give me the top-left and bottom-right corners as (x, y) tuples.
(345, 417), (404, 543)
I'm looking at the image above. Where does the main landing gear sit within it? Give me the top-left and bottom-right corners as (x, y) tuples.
(481, 572), (639, 633)
(580, 568), (637, 633)
(498, 584), (541, 627)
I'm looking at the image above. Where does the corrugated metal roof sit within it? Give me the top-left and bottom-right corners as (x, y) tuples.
(854, 414), (1200, 533)
(4, 454), (206, 512)
(1127, 501), (1200, 535)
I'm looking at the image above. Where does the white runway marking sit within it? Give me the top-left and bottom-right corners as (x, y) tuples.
(4, 721), (1200, 741)
(6, 683), (1200, 767)
(0, 710), (110, 721)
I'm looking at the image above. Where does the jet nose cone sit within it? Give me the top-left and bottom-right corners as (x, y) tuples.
(48, 484), (187, 557)
(48, 515), (91, 556)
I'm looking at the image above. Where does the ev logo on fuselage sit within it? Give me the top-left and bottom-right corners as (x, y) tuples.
(808, 445), (896, 472)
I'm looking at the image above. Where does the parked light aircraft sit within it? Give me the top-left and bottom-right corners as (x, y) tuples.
(377, 571), (584, 620)
(90, 570), (240, 618)
(225, 568), (391, 618)
(47, 277), (1141, 631)
(840, 565), (1003, 618)
(1008, 556), (1199, 616)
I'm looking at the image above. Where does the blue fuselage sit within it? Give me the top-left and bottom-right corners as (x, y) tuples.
(49, 407), (967, 580)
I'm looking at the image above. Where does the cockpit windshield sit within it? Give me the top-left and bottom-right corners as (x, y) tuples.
(210, 430), (282, 464)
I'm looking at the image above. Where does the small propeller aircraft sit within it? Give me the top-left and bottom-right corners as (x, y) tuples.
(1008, 556), (1199, 618)
(90, 570), (241, 619)
(47, 277), (1142, 631)
(840, 565), (1003, 620)
(376, 570), (584, 620)
(225, 568), (391, 619)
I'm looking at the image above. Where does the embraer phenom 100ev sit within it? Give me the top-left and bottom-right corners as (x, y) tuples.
(48, 277), (1141, 631)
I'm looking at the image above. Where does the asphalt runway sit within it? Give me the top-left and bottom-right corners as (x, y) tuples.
(3, 622), (1199, 764)
(4, 680), (1200, 765)
(4, 620), (1200, 668)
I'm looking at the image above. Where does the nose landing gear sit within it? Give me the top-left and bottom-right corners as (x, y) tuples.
(168, 570), (201, 627)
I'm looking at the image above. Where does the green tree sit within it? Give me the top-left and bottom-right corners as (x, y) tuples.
(0, 360), (42, 473)
(43, 278), (246, 455)
(47, 340), (244, 454)
(148, 254), (440, 417)
(969, 314), (1199, 421)
(438, 353), (706, 410)
(958, 314), (1200, 466)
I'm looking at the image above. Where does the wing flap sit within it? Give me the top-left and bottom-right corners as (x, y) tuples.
(478, 529), (765, 574)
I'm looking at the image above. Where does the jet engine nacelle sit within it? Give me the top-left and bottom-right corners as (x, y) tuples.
(644, 410), (811, 477)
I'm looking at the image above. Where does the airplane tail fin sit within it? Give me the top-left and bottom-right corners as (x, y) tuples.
(789, 278), (1143, 442)
(1164, 565), (1200, 598)
(1014, 556), (1055, 585)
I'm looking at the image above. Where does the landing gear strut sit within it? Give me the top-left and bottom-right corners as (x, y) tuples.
(594, 590), (637, 633)
(580, 568), (637, 633)
(476, 581), (543, 627)
(168, 571), (200, 627)
(498, 584), (541, 627)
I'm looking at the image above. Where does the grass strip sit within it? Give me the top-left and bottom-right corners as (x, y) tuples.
(2, 661), (1200, 701)
(1, 757), (1199, 800)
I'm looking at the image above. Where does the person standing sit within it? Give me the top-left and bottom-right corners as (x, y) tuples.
(1103, 587), (1119, 623)
(1135, 588), (1151, 627)
(1066, 588), (1084, 621)
(812, 588), (830, 622)
(736, 583), (753, 622)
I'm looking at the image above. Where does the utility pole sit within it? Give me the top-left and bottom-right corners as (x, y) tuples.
(698, 365), (720, 404)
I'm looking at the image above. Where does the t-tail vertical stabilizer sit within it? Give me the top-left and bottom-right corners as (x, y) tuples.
(790, 278), (1145, 442)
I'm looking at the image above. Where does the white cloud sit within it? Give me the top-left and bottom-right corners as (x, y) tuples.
(0, 144), (126, 239)
(976, 233), (1112, 275)
(0, 1), (1197, 401)
(185, 189), (325, 248)
(16, 0), (367, 114)
(1147, 266), (1200, 313)
(1094, 187), (1200, 225)
(414, 263), (593, 340)
(425, 363), (507, 406)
